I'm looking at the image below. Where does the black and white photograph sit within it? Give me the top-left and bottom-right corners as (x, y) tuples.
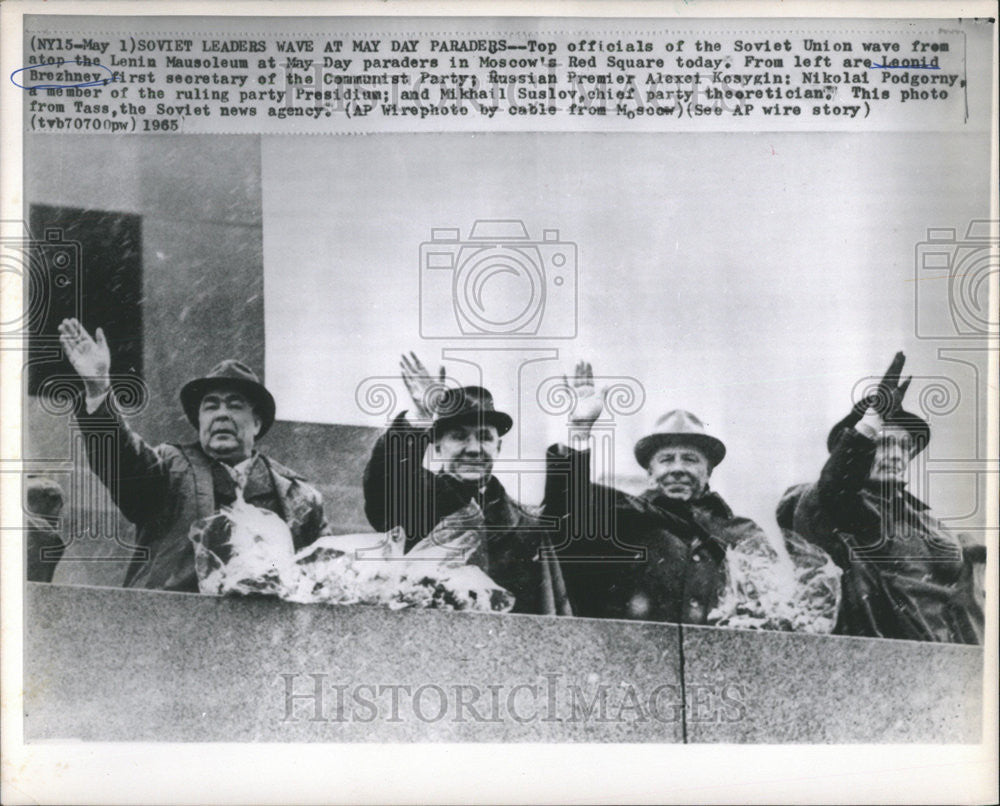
(1, 2), (997, 804)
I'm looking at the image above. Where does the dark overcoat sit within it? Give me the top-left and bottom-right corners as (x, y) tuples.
(543, 445), (768, 624)
(363, 412), (572, 616)
(77, 399), (327, 592)
(783, 427), (983, 644)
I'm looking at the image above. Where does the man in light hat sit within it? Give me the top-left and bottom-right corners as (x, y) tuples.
(780, 352), (983, 643)
(58, 318), (327, 591)
(362, 352), (571, 616)
(544, 361), (769, 624)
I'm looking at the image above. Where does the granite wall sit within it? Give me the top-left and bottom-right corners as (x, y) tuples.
(24, 583), (984, 743)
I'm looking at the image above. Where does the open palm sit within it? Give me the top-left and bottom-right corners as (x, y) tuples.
(399, 351), (445, 420)
(58, 318), (110, 394)
(566, 360), (605, 427)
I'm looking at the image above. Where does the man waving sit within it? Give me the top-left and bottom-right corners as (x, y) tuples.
(58, 318), (326, 591)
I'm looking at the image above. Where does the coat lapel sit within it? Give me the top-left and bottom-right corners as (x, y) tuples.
(262, 455), (294, 524)
(177, 443), (217, 521)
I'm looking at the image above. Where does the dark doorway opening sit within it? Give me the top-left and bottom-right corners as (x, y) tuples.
(27, 204), (143, 396)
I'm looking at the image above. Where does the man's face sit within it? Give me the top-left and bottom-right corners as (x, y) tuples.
(434, 423), (501, 483)
(869, 426), (914, 483)
(198, 386), (261, 463)
(647, 443), (712, 501)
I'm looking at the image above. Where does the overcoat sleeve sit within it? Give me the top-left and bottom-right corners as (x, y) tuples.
(795, 427), (882, 557)
(75, 396), (171, 525)
(542, 443), (698, 550)
(362, 411), (434, 538)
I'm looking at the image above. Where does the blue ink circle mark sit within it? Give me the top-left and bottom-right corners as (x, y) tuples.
(10, 57), (116, 90)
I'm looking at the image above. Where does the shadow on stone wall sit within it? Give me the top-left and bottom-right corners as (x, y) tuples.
(23, 134), (383, 587)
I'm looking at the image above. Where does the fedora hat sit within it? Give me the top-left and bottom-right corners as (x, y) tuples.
(827, 408), (930, 455)
(634, 409), (727, 469)
(179, 359), (276, 437)
(429, 385), (512, 437)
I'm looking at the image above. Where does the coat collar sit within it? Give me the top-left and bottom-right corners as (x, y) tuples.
(434, 471), (542, 527)
(639, 486), (735, 519)
(177, 443), (303, 518)
(436, 471), (507, 504)
(179, 442), (306, 480)
(861, 480), (931, 511)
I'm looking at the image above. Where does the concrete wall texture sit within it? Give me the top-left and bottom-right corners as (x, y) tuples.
(24, 584), (984, 743)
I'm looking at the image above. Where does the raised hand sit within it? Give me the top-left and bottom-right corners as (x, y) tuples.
(58, 318), (111, 398)
(400, 352), (445, 421)
(874, 351), (913, 416)
(566, 360), (606, 431)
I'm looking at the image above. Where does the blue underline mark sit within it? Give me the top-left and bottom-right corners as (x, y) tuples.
(870, 63), (941, 70)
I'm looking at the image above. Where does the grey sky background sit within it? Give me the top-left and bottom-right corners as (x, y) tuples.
(262, 130), (993, 538)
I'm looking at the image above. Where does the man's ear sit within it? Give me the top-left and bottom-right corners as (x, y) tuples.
(252, 413), (262, 439)
(496, 438), (502, 454)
